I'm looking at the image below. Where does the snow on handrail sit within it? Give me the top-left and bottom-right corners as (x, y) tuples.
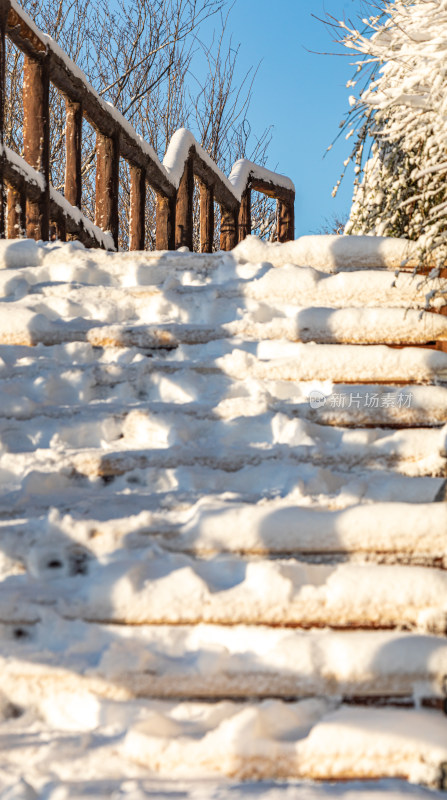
(163, 130), (295, 201)
(0, 0), (295, 251)
(228, 158), (295, 199)
(1, 143), (112, 248)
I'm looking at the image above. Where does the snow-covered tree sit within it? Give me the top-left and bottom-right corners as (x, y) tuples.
(334, 0), (447, 262)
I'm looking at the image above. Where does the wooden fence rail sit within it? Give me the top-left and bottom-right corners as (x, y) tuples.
(0, 0), (295, 252)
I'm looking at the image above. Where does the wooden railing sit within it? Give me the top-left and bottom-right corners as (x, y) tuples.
(0, 0), (295, 252)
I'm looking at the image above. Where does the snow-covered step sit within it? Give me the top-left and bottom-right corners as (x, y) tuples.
(5, 551), (447, 631)
(2, 695), (446, 790)
(1, 623), (446, 702)
(3, 365), (447, 427)
(2, 779), (442, 800)
(1, 387), (447, 428)
(0, 234), (422, 279)
(84, 310), (447, 347)
(138, 500), (447, 560)
(1, 467), (442, 524)
(2, 412), (446, 476)
(66, 427), (446, 478)
(11, 440), (442, 494)
(1, 407), (446, 469)
(2, 422), (446, 478)
(124, 701), (447, 787)
(2, 341), (447, 401)
(233, 234), (422, 272)
(3, 342), (447, 426)
(2, 494), (446, 562)
(245, 264), (446, 308)
(29, 338), (441, 386)
(2, 308), (447, 348)
(216, 344), (447, 383)
(4, 268), (445, 311)
(0, 239), (237, 286)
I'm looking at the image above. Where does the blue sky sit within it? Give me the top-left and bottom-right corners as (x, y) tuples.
(207, 0), (360, 235)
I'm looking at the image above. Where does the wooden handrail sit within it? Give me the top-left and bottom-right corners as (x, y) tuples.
(0, 0), (295, 251)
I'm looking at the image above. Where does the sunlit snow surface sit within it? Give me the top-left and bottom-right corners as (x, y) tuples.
(0, 236), (446, 798)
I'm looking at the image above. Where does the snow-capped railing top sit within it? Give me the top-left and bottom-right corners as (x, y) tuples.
(0, 0), (295, 251)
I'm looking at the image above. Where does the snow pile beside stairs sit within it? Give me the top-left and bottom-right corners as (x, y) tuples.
(0, 235), (446, 799)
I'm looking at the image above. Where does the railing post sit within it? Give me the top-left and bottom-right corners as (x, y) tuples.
(156, 193), (175, 250)
(175, 151), (194, 250)
(65, 99), (82, 208)
(51, 217), (66, 242)
(95, 131), (119, 249)
(220, 205), (238, 251)
(7, 186), (26, 238)
(238, 188), (251, 242)
(23, 53), (50, 241)
(129, 165), (145, 251)
(199, 182), (214, 253)
(277, 197), (295, 242)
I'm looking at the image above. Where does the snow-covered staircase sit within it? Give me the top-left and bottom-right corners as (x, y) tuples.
(1, 235), (447, 799)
